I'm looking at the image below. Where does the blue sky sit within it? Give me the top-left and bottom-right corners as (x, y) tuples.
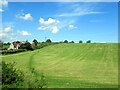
(1, 1), (118, 43)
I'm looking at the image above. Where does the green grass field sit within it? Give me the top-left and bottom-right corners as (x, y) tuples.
(2, 43), (118, 88)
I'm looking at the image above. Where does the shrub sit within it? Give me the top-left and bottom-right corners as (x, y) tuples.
(2, 61), (24, 88)
(1, 49), (27, 55)
(2, 61), (47, 88)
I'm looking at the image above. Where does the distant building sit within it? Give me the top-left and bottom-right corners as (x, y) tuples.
(21, 41), (27, 44)
(8, 41), (27, 50)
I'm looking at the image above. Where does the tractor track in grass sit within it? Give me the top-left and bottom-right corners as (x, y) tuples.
(28, 50), (40, 75)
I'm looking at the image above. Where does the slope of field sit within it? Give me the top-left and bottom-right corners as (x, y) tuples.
(2, 43), (118, 88)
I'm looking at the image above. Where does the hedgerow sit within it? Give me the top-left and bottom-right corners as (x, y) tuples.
(1, 49), (27, 55)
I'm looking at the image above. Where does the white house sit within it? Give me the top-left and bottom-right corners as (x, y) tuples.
(8, 41), (27, 50)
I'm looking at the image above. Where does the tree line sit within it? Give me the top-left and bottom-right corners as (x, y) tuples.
(0, 39), (91, 50)
(33, 39), (91, 45)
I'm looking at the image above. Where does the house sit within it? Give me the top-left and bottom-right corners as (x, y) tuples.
(8, 41), (27, 50)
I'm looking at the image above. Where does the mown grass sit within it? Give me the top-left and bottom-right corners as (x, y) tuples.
(2, 43), (118, 88)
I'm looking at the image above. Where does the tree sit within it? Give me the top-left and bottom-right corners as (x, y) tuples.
(86, 40), (91, 43)
(69, 41), (74, 43)
(46, 39), (52, 43)
(64, 40), (68, 43)
(33, 39), (38, 46)
(79, 40), (83, 43)
(12, 41), (20, 44)
(7, 42), (11, 45)
(20, 42), (33, 50)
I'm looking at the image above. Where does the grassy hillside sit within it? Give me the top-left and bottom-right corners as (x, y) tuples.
(2, 43), (118, 88)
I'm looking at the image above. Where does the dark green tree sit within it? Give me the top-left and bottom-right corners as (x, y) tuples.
(79, 40), (83, 43)
(20, 42), (33, 50)
(86, 40), (91, 43)
(33, 39), (38, 46)
(7, 42), (11, 45)
(70, 41), (74, 43)
(46, 39), (52, 43)
(64, 40), (68, 43)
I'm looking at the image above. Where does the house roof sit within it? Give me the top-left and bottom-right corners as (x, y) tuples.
(21, 41), (27, 43)
(13, 43), (20, 47)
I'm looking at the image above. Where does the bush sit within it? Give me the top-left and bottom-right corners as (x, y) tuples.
(2, 61), (24, 88)
(2, 61), (47, 88)
(1, 49), (27, 55)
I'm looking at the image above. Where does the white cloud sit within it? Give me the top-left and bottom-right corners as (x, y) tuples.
(0, 27), (17, 40)
(16, 13), (33, 20)
(0, 33), (7, 37)
(57, 3), (103, 17)
(58, 11), (103, 17)
(19, 30), (32, 36)
(69, 25), (77, 29)
(4, 27), (12, 32)
(38, 26), (48, 30)
(100, 42), (107, 43)
(39, 18), (60, 25)
(51, 26), (59, 33)
(0, 9), (4, 12)
(0, 0), (8, 6)
(38, 18), (60, 33)
(38, 25), (59, 33)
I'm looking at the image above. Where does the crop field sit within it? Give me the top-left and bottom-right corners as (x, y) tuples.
(2, 43), (118, 88)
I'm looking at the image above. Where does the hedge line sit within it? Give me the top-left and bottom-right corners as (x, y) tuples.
(1, 43), (60, 55)
(1, 49), (27, 55)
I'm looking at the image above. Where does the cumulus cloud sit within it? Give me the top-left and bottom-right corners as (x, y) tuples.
(4, 27), (12, 32)
(0, 27), (12, 33)
(19, 30), (32, 36)
(39, 18), (60, 25)
(69, 25), (77, 29)
(16, 13), (33, 20)
(38, 18), (60, 33)
(0, 9), (4, 12)
(0, 27), (17, 40)
(0, 33), (7, 37)
(0, 0), (8, 6)
(51, 26), (59, 33)
(0, 27), (31, 41)
(38, 25), (59, 33)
